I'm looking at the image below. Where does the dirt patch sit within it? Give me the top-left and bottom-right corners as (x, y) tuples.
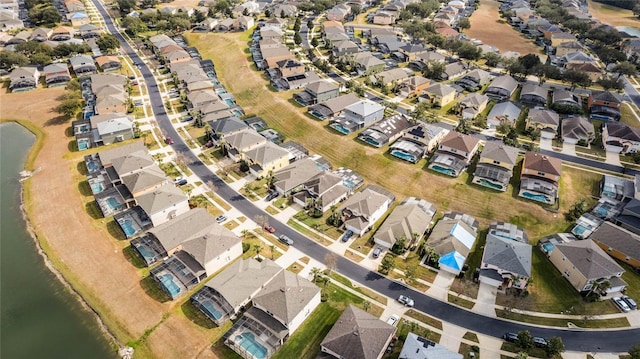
(0, 88), (219, 358)
(465, 0), (541, 56)
(587, 0), (640, 28)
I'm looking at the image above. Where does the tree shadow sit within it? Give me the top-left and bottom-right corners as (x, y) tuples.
(140, 276), (171, 303)
(78, 181), (93, 196)
(85, 201), (103, 220)
(107, 220), (126, 240)
(65, 126), (74, 137)
(122, 246), (146, 269)
(44, 115), (70, 127)
(68, 140), (78, 152)
(76, 161), (88, 175)
(180, 300), (216, 329)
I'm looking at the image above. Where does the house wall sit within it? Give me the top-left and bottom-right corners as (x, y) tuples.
(203, 241), (243, 276)
(319, 191), (348, 213)
(148, 199), (190, 227)
(315, 89), (340, 103)
(101, 128), (134, 146)
(130, 180), (169, 198)
(478, 155), (514, 171)
(287, 291), (321, 335)
(439, 143), (474, 161)
(521, 163), (560, 183)
(592, 240), (640, 269)
(438, 91), (456, 106)
(373, 14), (393, 25)
(253, 154), (290, 178)
(373, 236), (393, 249)
(547, 247), (589, 292)
(478, 273), (503, 287)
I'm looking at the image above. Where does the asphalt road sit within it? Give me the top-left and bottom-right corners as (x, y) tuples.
(92, 1), (640, 352)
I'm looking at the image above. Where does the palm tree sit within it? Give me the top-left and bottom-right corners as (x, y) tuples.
(269, 244), (275, 260)
(586, 279), (611, 298)
(253, 243), (263, 259)
(240, 229), (249, 240)
(310, 267), (322, 283)
(362, 300), (371, 312)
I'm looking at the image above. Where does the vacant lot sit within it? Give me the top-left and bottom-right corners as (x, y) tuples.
(587, 0), (640, 28)
(466, 0), (541, 55)
(186, 30), (598, 240)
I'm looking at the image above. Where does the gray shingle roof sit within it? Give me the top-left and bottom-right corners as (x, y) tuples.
(480, 141), (519, 166)
(135, 183), (187, 216)
(483, 235), (532, 277)
(273, 158), (324, 193)
(110, 150), (155, 175)
(320, 305), (396, 359)
(96, 141), (146, 167)
(253, 270), (320, 325)
(399, 332), (463, 359)
(590, 222), (640, 263)
(375, 197), (436, 247)
(149, 208), (230, 252)
(554, 239), (624, 279)
(120, 165), (167, 194)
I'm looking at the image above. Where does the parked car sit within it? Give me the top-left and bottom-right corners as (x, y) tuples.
(612, 297), (631, 312)
(175, 178), (187, 186)
(165, 136), (174, 144)
(503, 333), (518, 343)
(533, 337), (547, 347)
(372, 246), (382, 258)
(398, 295), (414, 307)
(622, 295), (638, 310)
(181, 116), (193, 122)
(341, 230), (353, 243)
(279, 235), (293, 245)
(264, 225), (275, 233)
(265, 191), (279, 201)
(386, 314), (400, 326)
(215, 215), (227, 223)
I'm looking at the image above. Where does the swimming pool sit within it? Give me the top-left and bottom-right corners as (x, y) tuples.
(431, 165), (456, 176)
(235, 332), (267, 359)
(331, 124), (350, 135)
(542, 243), (554, 252)
(120, 219), (137, 237)
(477, 179), (505, 191)
(90, 181), (104, 194)
(361, 137), (381, 147)
(390, 150), (417, 163)
(86, 161), (99, 172)
(135, 245), (157, 264)
(105, 197), (122, 211)
(159, 274), (181, 297)
(572, 224), (588, 236)
(521, 191), (551, 204)
(78, 139), (90, 151)
(225, 99), (235, 106)
(201, 301), (223, 320)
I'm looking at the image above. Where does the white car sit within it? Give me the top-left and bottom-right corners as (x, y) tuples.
(398, 295), (414, 307)
(613, 296), (631, 312)
(386, 314), (400, 326)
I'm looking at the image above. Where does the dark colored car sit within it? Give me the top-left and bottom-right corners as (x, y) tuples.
(175, 178), (187, 186)
(341, 230), (353, 242)
(533, 337), (547, 347)
(265, 191), (279, 201)
(503, 333), (518, 343)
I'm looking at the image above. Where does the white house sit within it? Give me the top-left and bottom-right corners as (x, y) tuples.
(340, 185), (395, 236)
(136, 183), (190, 226)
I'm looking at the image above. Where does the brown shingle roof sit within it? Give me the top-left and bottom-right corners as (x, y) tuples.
(523, 152), (562, 176)
(440, 131), (479, 153)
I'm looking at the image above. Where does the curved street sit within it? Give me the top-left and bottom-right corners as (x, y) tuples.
(91, 0), (640, 353)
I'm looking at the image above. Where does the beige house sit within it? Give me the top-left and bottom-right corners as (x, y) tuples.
(244, 141), (291, 178)
(428, 131), (480, 177)
(519, 152), (562, 205)
(526, 109), (560, 139)
(421, 83), (457, 107)
(273, 158), (324, 195)
(224, 129), (268, 162)
(340, 186), (395, 237)
(373, 197), (436, 250)
(472, 142), (519, 192)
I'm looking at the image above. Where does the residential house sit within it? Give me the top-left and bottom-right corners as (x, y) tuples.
(420, 83), (457, 107)
(193, 18), (218, 32)
(590, 222), (640, 270)
(292, 172), (350, 213)
(308, 93), (362, 120)
(357, 114), (412, 148)
(223, 270), (320, 359)
(455, 69), (491, 92)
(472, 142), (519, 192)
(399, 333), (463, 359)
(236, 15), (254, 31)
(552, 89), (582, 111)
(91, 73), (128, 114)
(436, 26), (460, 40)
(479, 222), (532, 290)
(601, 175), (635, 202)
(429, 131), (480, 177)
(409, 51), (446, 72)
(135, 184), (189, 227)
(588, 91), (622, 122)
(487, 101), (521, 128)
(373, 68), (412, 88)
(347, 52), (386, 75)
(546, 238), (627, 294)
(616, 199), (640, 234)
(330, 99), (385, 135)
(95, 56), (122, 72)
(120, 165), (168, 198)
(43, 63), (71, 88)
(399, 43), (428, 62)
(526, 108), (560, 139)
(90, 113), (135, 145)
(207, 116), (248, 141)
(319, 305), (396, 359)
(389, 123), (449, 163)
(555, 40), (584, 57)
(518, 152), (562, 205)
(50, 26), (74, 41)
(520, 83), (548, 107)
(78, 24), (100, 39)
(191, 258), (282, 325)
(294, 81), (340, 106)
(373, 197), (436, 250)
(458, 93), (489, 120)
(244, 141), (291, 178)
(272, 158), (324, 195)
(29, 27), (52, 41)
(69, 11), (90, 27)
(261, 46), (295, 69)
(224, 128), (268, 162)
(273, 4), (297, 18)
(566, 62), (602, 81)
(339, 185), (395, 237)
(397, 76), (430, 98)
(9, 66), (40, 92)
(326, 4), (351, 21)
(602, 122), (640, 154)
(373, 11), (395, 25)
(69, 54), (96, 77)
(561, 116), (594, 145)
(439, 61), (467, 81)
(485, 75), (519, 100)
(333, 40), (359, 57)
(426, 212), (478, 275)
(187, 90), (218, 108)
(550, 31), (577, 47)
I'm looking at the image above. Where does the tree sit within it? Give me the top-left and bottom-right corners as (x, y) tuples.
(518, 53), (541, 74)
(307, 19), (314, 29)
(254, 214), (268, 231)
(455, 118), (471, 134)
(457, 17), (470, 30)
(121, 16), (147, 36)
(563, 69), (592, 89)
(596, 76), (624, 91)
(325, 252), (337, 275)
(311, 37), (319, 48)
(294, 32), (302, 45)
(612, 61), (638, 78)
(629, 344), (640, 359)
(516, 352), (528, 359)
(380, 256), (396, 274)
(310, 267), (322, 283)
(362, 300), (371, 312)
(0, 50), (28, 70)
(140, 0), (157, 8)
(545, 337), (565, 357)
(422, 61), (446, 80)
(483, 52), (502, 68)
(269, 244), (275, 260)
(55, 98), (82, 118)
(253, 243), (263, 259)
(28, 6), (61, 27)
(116, 0), (137, 13)
(96, 34), (120, 53)
(595, 46), (627, 67)
(516, 330), (534, 350)
(405, 265), (417, 284)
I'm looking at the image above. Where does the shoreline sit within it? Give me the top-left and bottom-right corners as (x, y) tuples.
(3, 119), (122, 356)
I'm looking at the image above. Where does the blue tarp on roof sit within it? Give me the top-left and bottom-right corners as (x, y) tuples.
(439, 251), (465, 271)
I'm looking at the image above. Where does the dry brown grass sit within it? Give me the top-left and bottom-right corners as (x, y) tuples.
(466, 0), (541, 55)
(184, 31), (601, 240)
(587, 0), (640, 28)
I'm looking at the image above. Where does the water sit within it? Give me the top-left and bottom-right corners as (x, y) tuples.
(0, 123), (115, 359)
(618, 26), (640, 38)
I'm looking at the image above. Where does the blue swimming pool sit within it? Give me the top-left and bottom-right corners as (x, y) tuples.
(86, 162), (99, 172)
(431, 165), (456, 176)
(361, 137), (381, 147)
(105, 197), (122, 211)
(160, 274), (181, 297)
(521, 191), (551, 203)
(331, 124), (350, 135)
(202, 301), (223, 320)
(542, 243), (554, 252)
(232, 109), (243, 117)
(595, 206), (609, 217)
(235, 332), (267, 359)
(120, 219), (137, 237)
(391, 150), (417, 163)
(90, 182), (104, 194)
(477, 179), (505, 191)
(135, 245), (156, 264)
(78, 140), (90, 151)
(225, 99), (235, 106)
(572, 224), (588, 235)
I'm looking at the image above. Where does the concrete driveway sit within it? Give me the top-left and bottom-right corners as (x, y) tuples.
(539, 137), (553, 151)
(426, 271), (455, 300)
(605, 151), (622, 166)
(472, 282), (498, 318)
(561, 142), (576, 156)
